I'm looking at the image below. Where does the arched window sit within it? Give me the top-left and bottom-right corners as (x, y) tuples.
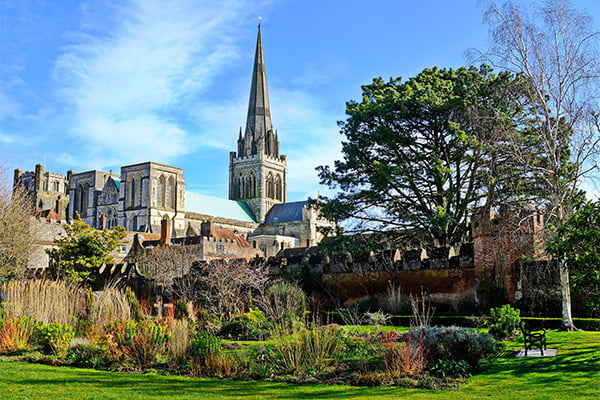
(275, 174), (282, 201)
(130, 177), (136, 207)
(246, 171), (256, 198)
(53, 181), (60, 192)
(237, 173), (245, 199)
(157, 175), (165, 207)
(75, 184), (84, 215)
(266, 172), (274, 199)
(166, 176), (175, 208)
(132, 215), (138, 232)
(135, 173), (142, 207)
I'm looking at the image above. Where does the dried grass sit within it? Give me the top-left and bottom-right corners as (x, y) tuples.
(1, 279), (83, 325)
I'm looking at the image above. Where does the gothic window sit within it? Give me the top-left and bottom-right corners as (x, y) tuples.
(81, 183), (89, 216)
(53, 181), (60, 192)
(75, 184), (83, 215)
(132, 215), (139, 231)
(130, 177), (136, 207)
(135, 173), (142, 207)
(246, 171), (256, 198)
(166, 176), (175, 208)
(237, 173), (245, 199)
(275, 174), (282, 201)
(266, 172), (274, 199)
(157, 175), (165, 207)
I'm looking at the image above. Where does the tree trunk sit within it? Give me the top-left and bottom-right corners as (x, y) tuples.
(559, 258), (576, 330)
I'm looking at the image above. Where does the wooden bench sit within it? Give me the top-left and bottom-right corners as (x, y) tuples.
(520, 322), (547, 356)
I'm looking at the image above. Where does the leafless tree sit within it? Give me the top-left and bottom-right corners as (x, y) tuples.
(136, 245), (199, 292)
(473, 0), (600, 329)
(190, 259), (269, 321)
(0, 164), (36, 280)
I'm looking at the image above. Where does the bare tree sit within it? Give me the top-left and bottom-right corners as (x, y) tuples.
(474, 1), (600, 329)
(191, 259), (269, 320)
(136, 245), (199, 292)
(0, 164), (36, 280)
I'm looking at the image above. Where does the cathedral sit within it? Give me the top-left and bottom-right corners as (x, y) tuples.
(14, 26), (334, 260)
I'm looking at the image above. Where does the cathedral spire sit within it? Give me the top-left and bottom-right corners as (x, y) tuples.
(244, 24), (277, 157)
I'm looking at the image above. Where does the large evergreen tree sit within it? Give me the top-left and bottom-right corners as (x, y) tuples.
(317, 66), (527, 248)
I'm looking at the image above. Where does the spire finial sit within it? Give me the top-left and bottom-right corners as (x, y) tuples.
(258, 16), (262, 27)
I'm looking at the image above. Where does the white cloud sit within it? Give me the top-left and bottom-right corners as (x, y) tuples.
(52, 0), (264, 170)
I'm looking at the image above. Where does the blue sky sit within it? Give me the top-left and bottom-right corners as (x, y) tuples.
(1, 0), (599, 201)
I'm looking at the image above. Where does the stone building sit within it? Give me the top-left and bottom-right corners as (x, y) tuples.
(15, 25), (335, 263)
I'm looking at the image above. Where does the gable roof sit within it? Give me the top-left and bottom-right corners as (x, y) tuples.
(264, 201), (308, 223)
(185, 192), (256, 223)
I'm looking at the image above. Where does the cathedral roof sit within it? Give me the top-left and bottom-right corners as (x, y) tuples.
(264, 200), (308, 223)
(186, 192), (256, 223)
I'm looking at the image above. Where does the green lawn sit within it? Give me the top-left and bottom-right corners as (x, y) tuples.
(1, 330), (598, 400)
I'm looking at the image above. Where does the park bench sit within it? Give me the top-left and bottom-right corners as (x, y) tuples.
(520, 322), (547, 356)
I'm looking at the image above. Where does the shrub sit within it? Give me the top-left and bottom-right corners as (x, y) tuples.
(0, 316), (37, 353)
(364, 310), (392, 326)
(34, 322), (75, 359)
(272, 322), (343, 375)
(195, 310), (222, 334)
(174, 299), (189, 320)
(221, 308), (270, 340)
(489, 304), (521, 340)
(189, 331), (223, 376)
(259, 281), (307, 324)
(103, 319), (170, 369)
(405, 326), (495, 369)
(381, 329), (426, 377)
(67, 339), (109, 369)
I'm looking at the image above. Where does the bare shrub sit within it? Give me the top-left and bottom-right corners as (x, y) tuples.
(1, 279), (83, 325)
(410, 290), (435, 327)
(137, 245), (198, 293)
(381, 330), (426, 377)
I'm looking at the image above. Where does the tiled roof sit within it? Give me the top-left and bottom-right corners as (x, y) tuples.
(185, 192), (256, 223)
(264, 201), (308, 223)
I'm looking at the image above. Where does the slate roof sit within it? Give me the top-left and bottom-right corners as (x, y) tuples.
(185, 192), (256, 223)
(264, 201), (308, 223)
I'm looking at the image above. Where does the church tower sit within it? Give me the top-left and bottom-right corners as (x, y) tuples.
(229, 25), (287, 223)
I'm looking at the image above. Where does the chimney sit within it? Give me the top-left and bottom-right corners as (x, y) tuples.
(55, 195), (64, 219)
(35, 164), (44, 194)
(160, 215), (171, 247)
(13, 169), (22, 190)
(200, 221), (212, 237)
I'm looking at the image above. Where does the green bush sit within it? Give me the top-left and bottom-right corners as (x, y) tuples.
(221, 308), (270, 340)
(489, 304), (521, 340)
(272, 323), (343, 375)
(190, 331), (222, 362)
(34, 322), (75, 359)
(259, 281), (307, 324)
(174, 299), (189, 320)
(405, 326), (495, 369)
(67, 341), (109, 369)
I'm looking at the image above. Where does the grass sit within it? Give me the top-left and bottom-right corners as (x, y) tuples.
(0, 330), (598, 399)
